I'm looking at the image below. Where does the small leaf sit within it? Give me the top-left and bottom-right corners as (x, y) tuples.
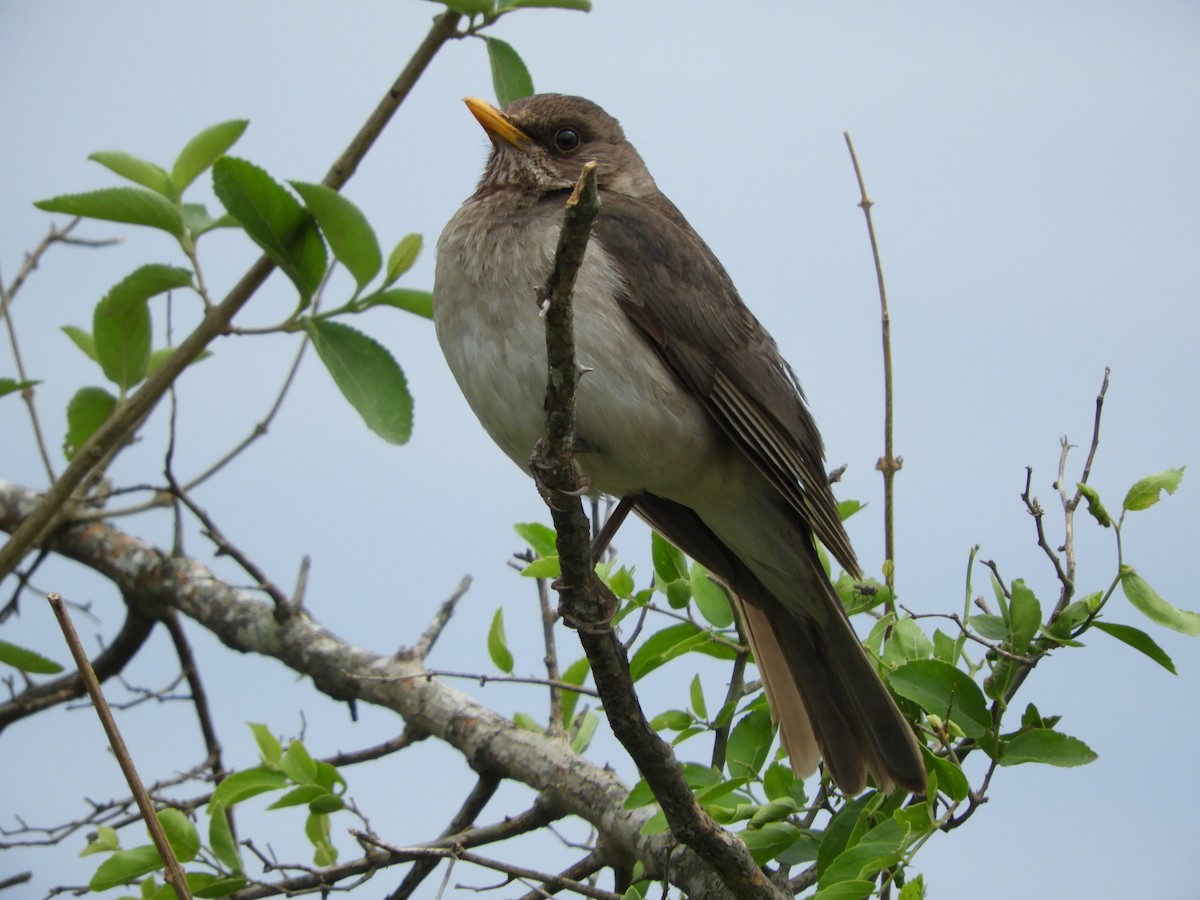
(207, 801), (242, 873)
(837, 498), (866, 521)
(1077, 482), (1112, 527)
(362, 288), (434, 319)
(1093, 621), (1176, 673)
(999, 728), (1097, 767)
(290, 181), (381, 291)
(890, 659), (990, 738)
(89, 151), (173, 197)
(0, 639), (64, 674)
(181, 203), (238, 237)
(209, 767), (289, 808)
(303, 319), (413, 444)
(499, 0), (592, 10)
(571, 710), (599, 753)
(1007, 579), (1042, 655)
(883, 617), (933, 664)
(248, 723), (283, 765)
(35, 187), (185, 239)
(689, 674), (707, 720)
(280, 740), (318, 785)
(741, 821), (801, 865)
(93, 265), (193, 389)
(79, 823), (120, 857)
(212, 157), (325, 301)
(726, 708), (774, 779)
(1123, 466), (1185, 511)
(64, 386), (117, 460)
(484, 36), (534, 107)
(383, 233), (423, 286)
(691, 563), (733, 627)
(0, 377), (39, 399)
(267, 785), (326, 809)
(514, 521), (558, 557)
(651, 532), (688, 584)
(88, 844), (162, 891)
(172, 120), (249, 196)
(520, 556), (561, 579)
(628, 622), (736, 681)
(650, 709), (693, 731)
(488, 608), (514, 673)
(1120, 565), (1200, 636)
(157, 808), (199, 863)
(61, 325), (98, 361)
(559, 656), (590, 727)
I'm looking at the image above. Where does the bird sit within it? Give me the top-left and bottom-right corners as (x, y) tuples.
(433, 93), (926, 795)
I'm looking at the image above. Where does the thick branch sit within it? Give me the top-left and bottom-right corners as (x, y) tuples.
(0, 479), (735, 897)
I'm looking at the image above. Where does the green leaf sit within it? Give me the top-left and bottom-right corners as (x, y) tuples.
(290, 181), (381, 292)
(689, 674), (707, 720)
(280, 740), (318, 784)
(820, 818), (908, 888)
(740, 821), (801, 865)
(966, 613), (1008, 641)
(172, 120), (249, 196)
(571, 710), (599, 753)
(628, 622), (737, 681)
(162, 872), (246, 899)
(63, 386), (117, 460)
(521, 556), (560, 579)
(923, 746), (969, 801)
(1007, 579), (1042, 654)
(651, 532), (688, 584)
(361, 287), (435, 319)
(266, 785), (326, 809)
(35, 187), (185, 239)
(209, 766), (289, 808)
(499, 0), (592, 11)
(883, 617), (933, 664)
(890, 658), (989, 738)
(157, 808), (199, 863)
(514, 521), (558, 557)
(1077, 482), (1112, 527)
(212, 156), (325, 301)
(383, 233), (423, 286)
(812, 882), (879, 900)
(837, 498), (866, 521)
(313, 759), (347, 794)
(308, 792), (345, 815)
(303, 319), (413, 444)
(726, 708), (774, 779)
(88, 844), (162, 890)
(1093, 621), (1176, 673)
(0, 377), (38, 399)
(207, 801), (242, 873)
(0, 639), (64, 674)
(650, 709), (693, 731)
(1123, 466), (1185, 511)
(999, 728), (1097, 767)
(1120, 565), (1200, 635)
(248, 723), (282, 765)
(61, 325), (99, 361)
(485, 37), (534, 107)
(93, 265), (193, 389)
(89, 151), (173, 197)
(80, 824), (120, 857)
(488, 608), (514, 673)
(559, 656), (590, 727)
(897, 874), (926, 900)
(439, 0), (496, 15)
(181, 203), (237, 237)
(691, 563), (733, 627)
(147, 346), (212, 379)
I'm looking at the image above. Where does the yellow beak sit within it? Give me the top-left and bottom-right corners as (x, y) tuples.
(463, 96), (532, 150)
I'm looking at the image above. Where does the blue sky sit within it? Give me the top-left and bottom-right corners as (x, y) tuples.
(2, 2), (1197, 898)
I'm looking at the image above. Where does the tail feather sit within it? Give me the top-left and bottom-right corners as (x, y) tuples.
(634, 493), (926, 795)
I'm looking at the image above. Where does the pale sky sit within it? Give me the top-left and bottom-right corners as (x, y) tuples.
(2, 2), (1197, 898)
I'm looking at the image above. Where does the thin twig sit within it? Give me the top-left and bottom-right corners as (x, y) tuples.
(845, 132), (900, 602)
(45, 593), (191, 900)
(409, 576), (472, 659)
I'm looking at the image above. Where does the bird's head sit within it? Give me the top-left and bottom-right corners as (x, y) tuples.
(465, 93), (657, 199)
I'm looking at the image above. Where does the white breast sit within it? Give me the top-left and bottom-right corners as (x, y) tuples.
(433, 194), (731, 501)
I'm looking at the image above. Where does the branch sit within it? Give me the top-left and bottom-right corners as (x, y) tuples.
(0, 479), (739, 897)
(532, 166), (785, 899)
(845, 132), (900, 601)
(0, 9), (463, 581)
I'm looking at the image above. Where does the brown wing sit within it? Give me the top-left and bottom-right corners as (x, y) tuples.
(592, 191), (860, 578)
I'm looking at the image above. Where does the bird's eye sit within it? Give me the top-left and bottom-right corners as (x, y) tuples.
(553, 127), (581, 154)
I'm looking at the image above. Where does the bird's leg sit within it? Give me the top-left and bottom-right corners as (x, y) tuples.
(591, 495), (636, 562)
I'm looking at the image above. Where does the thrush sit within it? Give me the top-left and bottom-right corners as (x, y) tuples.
(433, 93), (926, 794)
